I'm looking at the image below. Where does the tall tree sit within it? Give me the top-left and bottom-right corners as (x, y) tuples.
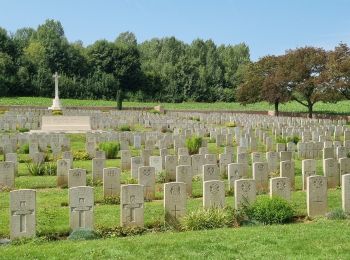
(236, 62), (263, 104)
(285, 47), (328, 118)
(87, 33), (142, 109)
(114, 32), (141, 109)
(258, 55), (291, 116)
(326, 43), (350, 100)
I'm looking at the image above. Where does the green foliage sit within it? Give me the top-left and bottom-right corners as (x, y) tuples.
(103, 196), (120, 205)
(68, 229), (101, 240)
(326, 208), (348, 220)
(185, 136), (203, 155)
(246, 197), (294, 225)
(225, 122), (237, 127)
(26, 162), (56, 176)
(149, 109), (160, 114)
(156, 171), (166, 183)
(287, 136), (300, 144)
(52, 110), (63, 116)
(17, 127), (30, 133)
(189, 116), (200, 122)
(99, 142), (120, 159)
(97, 226), (146, 238)
(276, 136), (288, 144)
(126, 177), (137, 184)
(276, 136), (300, 145)
(18, 144), (29, 154)
(181, 208), (234, 231)
(119, 125), (131, 131)
(72, 150), (91, 161)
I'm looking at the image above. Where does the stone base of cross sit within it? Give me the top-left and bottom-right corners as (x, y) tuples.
(48, 97), (62, 111)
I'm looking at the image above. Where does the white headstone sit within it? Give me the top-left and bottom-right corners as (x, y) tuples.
(270, 177), (291, 201)
(103, 167), (120, 198)
(203, 180), (225, 209)
(234, 179), (256, 210)
(307, 175), (327, 217)
(10, 189), (36, 239)
(164, 182), (187, 222)
(69, 186), (94, 231)
(120, 184), (144, 227)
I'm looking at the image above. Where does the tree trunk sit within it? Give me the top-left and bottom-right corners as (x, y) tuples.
(307, 102), (313, 118)
(274, 101), (279, 117)
(116, 89), (123, 110)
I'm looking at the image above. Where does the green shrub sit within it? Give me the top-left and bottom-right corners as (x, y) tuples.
(185, 136), (203, 155)
(68, 229), (101, 240)
(103, 196), (120, 205)
(189, 116), (200, 122)
(225, 122), (236, 127)
(276, 136), (287, 144)
(126, 177), (138, 184)
(26, 162), (56, 176)
(18, 144), (29, 154)
(347, 152), (350, 158)
(149, 109), (160, 114)
(276, 136), (300, 145)
(44, 162), (57, 175)
(52, 110), (63, 116)
(326, 208), (348, 220)
(97, 225), (146, 238)
(119, 125), (131, 131)
(26, 162), (45, 176)
(287, 136), (300, 145)
(181, 208), (234, 231)
(73, 150), (91, 161)
(99, 142), (120, 159)
(246, 197), (294, 225)
(156, 171), (166, 183)
(17, 127), (30, 133)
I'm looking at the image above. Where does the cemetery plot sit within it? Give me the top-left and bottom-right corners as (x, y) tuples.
(0, 107), (349, 255)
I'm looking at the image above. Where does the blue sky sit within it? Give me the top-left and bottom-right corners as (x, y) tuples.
(1, 0), (350, 60)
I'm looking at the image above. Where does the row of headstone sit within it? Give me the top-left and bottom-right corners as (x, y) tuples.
(10, 171), (341, 239)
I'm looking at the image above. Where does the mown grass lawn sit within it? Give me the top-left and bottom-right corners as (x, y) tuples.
(0, 97), (349, 114)
(1, 220), (350, 259)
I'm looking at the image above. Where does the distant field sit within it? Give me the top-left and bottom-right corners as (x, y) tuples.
(0, 97), (349, 114)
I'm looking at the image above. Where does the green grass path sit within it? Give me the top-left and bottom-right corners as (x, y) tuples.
(1, 220), (350, 259)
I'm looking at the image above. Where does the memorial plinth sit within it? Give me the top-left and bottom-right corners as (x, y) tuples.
(33, 116), (92, 133)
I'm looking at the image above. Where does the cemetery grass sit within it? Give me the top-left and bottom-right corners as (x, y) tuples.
(1, 220), (350, 259)
(0, 97), (350, 114)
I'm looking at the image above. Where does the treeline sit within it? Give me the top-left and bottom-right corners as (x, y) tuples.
(0, 19), (250, 108)
(236, 46), (350, 117)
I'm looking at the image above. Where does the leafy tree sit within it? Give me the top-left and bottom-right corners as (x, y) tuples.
(236, 62), (263, 104)
(258, 55), (291, 116)
(34, 19), (70, 73)
(114, 32), (142, 109)
(284, 47), (328, 118)
(87, 33), (141, 109)
(326, 43), (350, 100)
